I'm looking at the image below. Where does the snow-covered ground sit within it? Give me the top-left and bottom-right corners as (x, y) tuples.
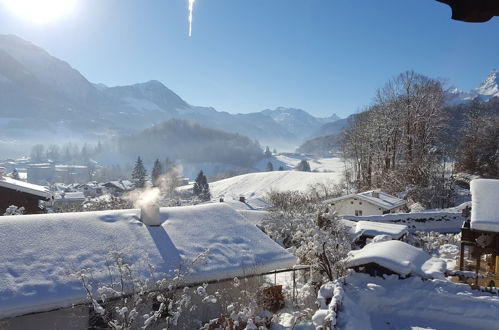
(257, 153), (345, 173)
(336, 273), (499, 330)
(179, 170), (342, 200)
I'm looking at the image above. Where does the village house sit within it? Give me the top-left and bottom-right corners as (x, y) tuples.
(0, 203), (297, 329)
(460, 179), (499, 286)
(328, 190), (407, 216)
(80, 181), (104, 197)
(102, 180), (134, 196)
(53, 191), (86, 210)
(0, 168), (53, 214)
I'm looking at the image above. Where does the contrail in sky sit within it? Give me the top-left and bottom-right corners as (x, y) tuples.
(188, 0), (196, 36)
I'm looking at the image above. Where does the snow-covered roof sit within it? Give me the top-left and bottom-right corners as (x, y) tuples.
(344, 240), (446, 279)
(54, 192), (86, 201)
(0, 176), (52, 200)
(330, 190), (406, 210)
(104, 180), (134, 191)
(470, 179), (499, 233)
(0, 203), (296, 318)
(354, 221), (408, 239)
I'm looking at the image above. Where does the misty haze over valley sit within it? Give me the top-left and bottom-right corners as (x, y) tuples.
(0, 1), (498, 329)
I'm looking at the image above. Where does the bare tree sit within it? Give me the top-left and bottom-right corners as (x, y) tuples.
(342, 71), (453, 207)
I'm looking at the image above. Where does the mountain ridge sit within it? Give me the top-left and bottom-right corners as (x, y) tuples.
(0, 34), (338, 151)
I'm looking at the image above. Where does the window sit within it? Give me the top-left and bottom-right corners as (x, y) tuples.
(355, 210), (363, 216)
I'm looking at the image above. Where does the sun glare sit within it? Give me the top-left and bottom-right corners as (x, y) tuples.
(1, 0), (78, 24)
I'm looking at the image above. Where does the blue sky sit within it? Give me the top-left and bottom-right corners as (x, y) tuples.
(0, 0), (498, 118)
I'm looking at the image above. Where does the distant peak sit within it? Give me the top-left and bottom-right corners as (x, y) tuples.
(476, 69), (499, 96)
(134, 80), (169, 90)
(144, 79), (163, 85)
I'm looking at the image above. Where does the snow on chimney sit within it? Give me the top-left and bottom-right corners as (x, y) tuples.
(141, 204), (161, 226)
(372, 191), (380, 199)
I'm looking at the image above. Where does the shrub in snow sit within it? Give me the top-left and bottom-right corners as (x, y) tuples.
(312, 279), (345, 330)
(409, 202), (425, 213)
(198, 277), (276, 330)
(409, 232), (461, 256)
(3, 205), (25, 216)
(80, 253), (279, 330)
(77, 252), (204, 329)
(263, 190), (351, 282)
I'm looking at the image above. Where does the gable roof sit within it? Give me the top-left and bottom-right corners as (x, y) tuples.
(103, 180), (134, 191)
(0, 203), (296, 319)
(329, 190), (406, 210)
(470, 179), (499, 233)
(0, 176), (52, 200)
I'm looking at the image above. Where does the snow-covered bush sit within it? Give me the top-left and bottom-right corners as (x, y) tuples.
(312, 279), (345, 330)
(307, 180), (346, 201)
(76, 251), (208, 329)
(78, 253), (282, 330)
(198, 277), (275, 330)
(3, 205), (25, 216)
(409, 232), (460, 256)
(262, 191), (351, 282)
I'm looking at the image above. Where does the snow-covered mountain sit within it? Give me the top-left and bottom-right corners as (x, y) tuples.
(475, 69), (499, 98)
(103, 80), (190, 115)
(447, 69), (499, 104)
(0, 34), (335, 150)
(260, 107), (340, 139)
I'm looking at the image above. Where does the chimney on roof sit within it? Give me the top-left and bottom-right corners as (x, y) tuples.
(372, 191), (380, 199)
(140, 204), (161, 226)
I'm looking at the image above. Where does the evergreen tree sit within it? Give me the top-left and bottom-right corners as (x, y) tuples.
(151, 158), (163, 187)
(264, 146), (272, 158)
(132, 156), (147, 188)
(11, 168), (20, 180)
(295, 159), (311, 172)
(266, 161), (274, 171)
(193, 170), (210, 200)
(164, 158), (174, 173)
(96, 140), (103, 154)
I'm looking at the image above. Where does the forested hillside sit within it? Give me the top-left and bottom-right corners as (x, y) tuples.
(119, 119), (264, 167)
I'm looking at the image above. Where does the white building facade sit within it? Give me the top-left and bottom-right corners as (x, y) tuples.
(329, 190), (407, 216)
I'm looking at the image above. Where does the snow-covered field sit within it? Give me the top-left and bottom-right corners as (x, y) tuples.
(180, 170), (342, 200)
(256, 153), (345, 173)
